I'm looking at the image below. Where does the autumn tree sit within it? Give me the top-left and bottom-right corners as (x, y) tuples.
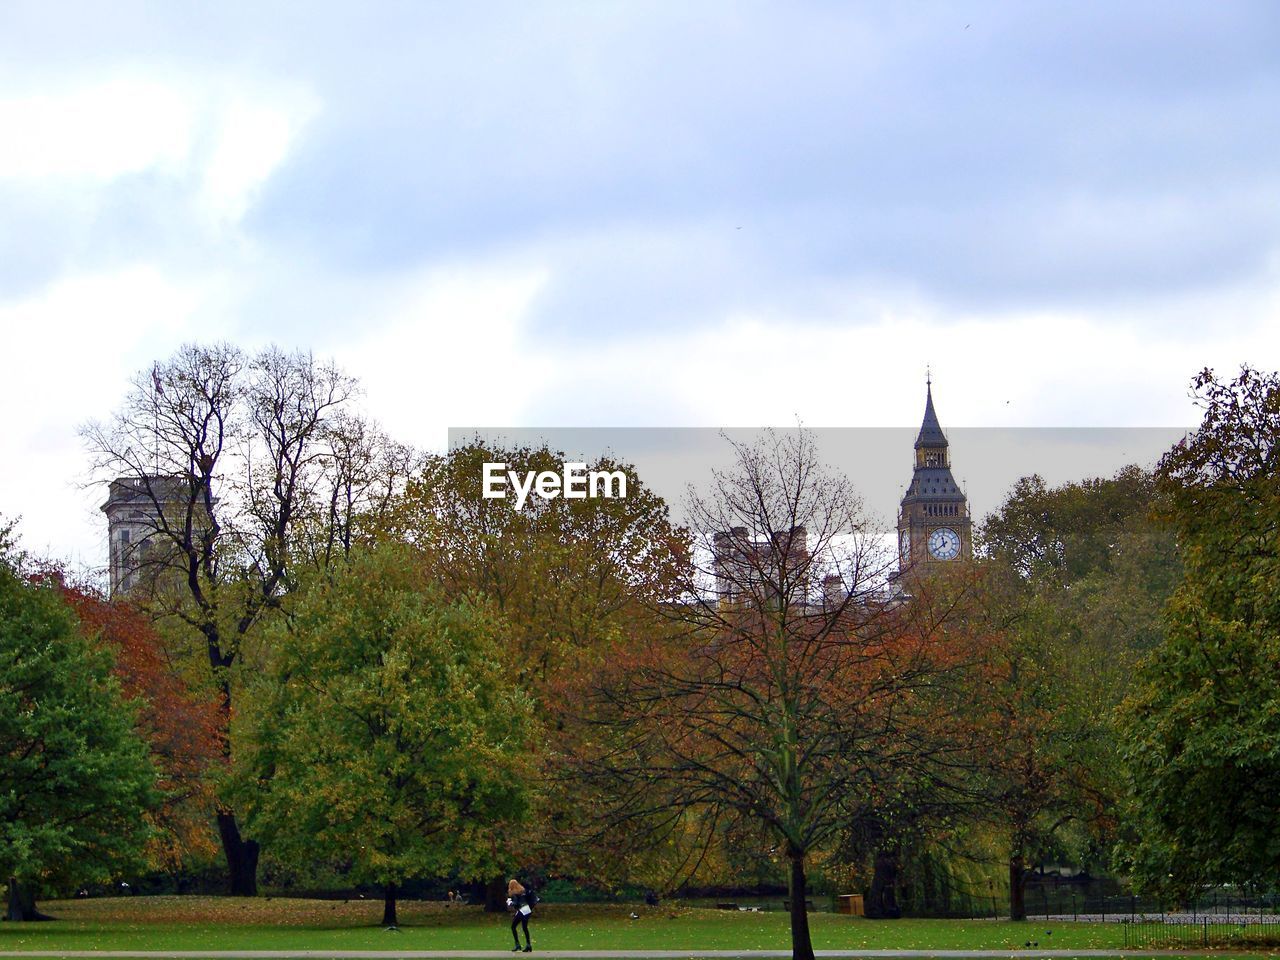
(978, 466), (1179, 918)
(839, 564), (1007, 920)
(1119, 366), (1280, 898)
(56, 582), (222, 871)
(81, 343), (409, 894)
(239, 543), (535, 927)
(0, 524), (157, 920)
(390, 441), (690, 906)
(395, 442), (688, 678)
(568, 430), (974, 960)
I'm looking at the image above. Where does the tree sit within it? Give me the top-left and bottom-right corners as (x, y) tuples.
(240, 543), (536, 927)
(838, 565), (1009, 920)
(567, 430), (973, 960)
(55, 582), (222, 872)
(395, 441), (688, 681)
(978, 467), (1179, 918)
(977, 582), (1106, 920)
(82, 343), (409, 894)
(0, 524), (157, 920)
(390, 441), (690, 908)
(1119, 366), (1280, 897)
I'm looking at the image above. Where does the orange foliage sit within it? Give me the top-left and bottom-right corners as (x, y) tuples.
(58, 582), (223, 869)
(547, 564), (1004, 892)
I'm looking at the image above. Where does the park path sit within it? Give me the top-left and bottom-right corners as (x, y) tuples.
(0, 950), (1220, 958)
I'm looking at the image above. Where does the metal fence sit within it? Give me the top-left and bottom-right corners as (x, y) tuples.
(1008, 888), (1280, 925)
(1123, 915), (1280, 949)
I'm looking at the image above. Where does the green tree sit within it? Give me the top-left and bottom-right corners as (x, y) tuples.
(0, 525), (157, 920)
(390, 441), (689, 908)
(240, 543), (535, 927)
(1119, 366), (1280, 897)
(82, 344), (413, 894)
(978, 582), (1110, 920)
(395, 441), (688, 682)
(978, 466), (1178, 918)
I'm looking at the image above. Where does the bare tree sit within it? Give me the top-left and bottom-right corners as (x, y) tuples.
(569, 430), (975, 960)
(299, 412), (419, 571)
(82, 343), (402, 895)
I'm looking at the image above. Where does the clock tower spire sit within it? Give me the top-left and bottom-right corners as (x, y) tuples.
(897, 379), (972, 572)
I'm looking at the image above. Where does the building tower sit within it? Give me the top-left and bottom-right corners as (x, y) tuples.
(712, 525), (809, 606)
(896, 378), (972, 573)
(101, 475), (190, 596)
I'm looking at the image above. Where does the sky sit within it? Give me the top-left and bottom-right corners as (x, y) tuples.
(2, 1), (1278, 569)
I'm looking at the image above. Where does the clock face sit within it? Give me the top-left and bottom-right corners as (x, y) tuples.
(927, 527), (961, 561)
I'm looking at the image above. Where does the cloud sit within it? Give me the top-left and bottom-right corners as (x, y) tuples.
(0, 74), (317, 215)
(0, 264), (221, 571)
(230, 1), (1280, 340)
(331, 260), (553, 451)
(0, 70), (320, 301)
(0, 78), (193, 181)
(2, 0), (1279, 567)
(199, 89), (321, 225)
(512, 291), (1280, 429)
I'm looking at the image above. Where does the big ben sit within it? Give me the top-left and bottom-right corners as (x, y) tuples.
(897, 377), (972, 572)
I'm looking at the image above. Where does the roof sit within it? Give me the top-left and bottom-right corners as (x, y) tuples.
(914, 382), (948, 449)
(900, 466), (967, 505)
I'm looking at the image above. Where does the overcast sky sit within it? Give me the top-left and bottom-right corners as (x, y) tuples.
(2, 1), (1278, 568)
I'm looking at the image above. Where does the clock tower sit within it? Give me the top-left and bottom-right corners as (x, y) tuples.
(897, 378), (972, 573)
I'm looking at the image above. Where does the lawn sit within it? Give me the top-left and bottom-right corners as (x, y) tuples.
(0, 896), (1135, 953)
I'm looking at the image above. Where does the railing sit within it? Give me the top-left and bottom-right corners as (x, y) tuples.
(1123, 915), (1280, 949)
(894, 888), (1280, 926)
(1001, 889), (1276, 919)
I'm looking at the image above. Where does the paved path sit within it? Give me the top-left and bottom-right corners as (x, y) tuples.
(0, 951), (1222, 958)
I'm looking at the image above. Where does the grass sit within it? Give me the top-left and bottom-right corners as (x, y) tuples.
(0, 896), (1142, 953)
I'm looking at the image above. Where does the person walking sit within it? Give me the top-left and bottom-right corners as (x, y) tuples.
(507, 878), (534, 952)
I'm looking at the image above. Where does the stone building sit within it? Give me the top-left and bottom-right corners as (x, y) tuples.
(712, 525), (809, 605)
(896, 379), (972, 573)
(101, 475), (202, 596)
(711, 379), (973, 603)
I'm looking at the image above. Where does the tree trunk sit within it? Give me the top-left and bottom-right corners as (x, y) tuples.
(1009, 853), (1026, 921)
(484, 875), (507, 913)
(6, 878), (54, 922)
(787, 848), (815, 960)
(217, 812), (260, 896)
(867, 846), (902, 919)
(382, 883), (398, 927)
